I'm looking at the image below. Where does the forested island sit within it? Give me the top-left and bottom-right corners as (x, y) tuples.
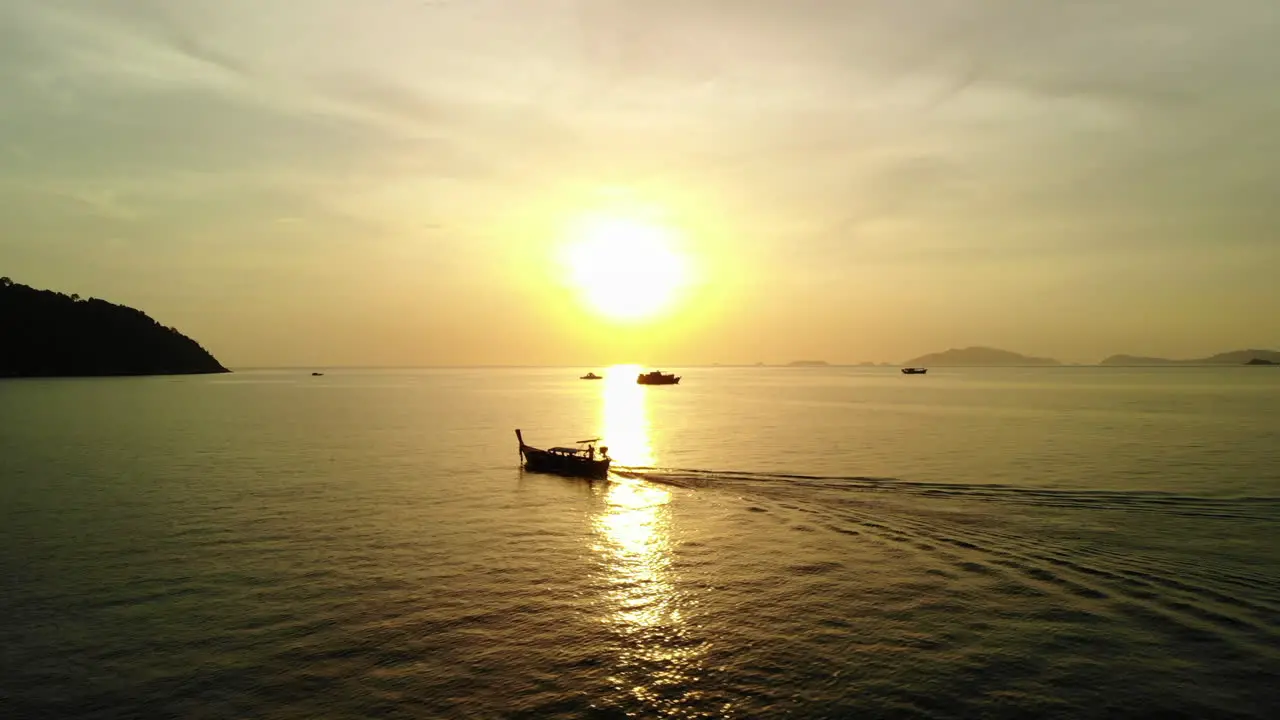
(0, 277), (228, 377)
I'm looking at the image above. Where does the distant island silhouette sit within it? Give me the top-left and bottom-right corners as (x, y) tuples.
(892, 347), (1280, 367)
(902, 347), (1062, 367)
(0, 277), (229, 377)
(1101, 350), (1280, 366)
(786, 360), (830, 367)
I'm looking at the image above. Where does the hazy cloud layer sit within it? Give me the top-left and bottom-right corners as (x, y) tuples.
(2, 0), (1277, 364)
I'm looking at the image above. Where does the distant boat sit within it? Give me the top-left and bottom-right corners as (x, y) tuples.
(580, 372), (602, 379)
(516, 429), (610, 479)
(637, 370), (680, 385)
(311, 372), (324, 376)
(901, 367), (928, 375)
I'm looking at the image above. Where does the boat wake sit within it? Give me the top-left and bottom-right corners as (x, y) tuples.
(610, 464), (1280, 668)
(611, 466), (1280, 522)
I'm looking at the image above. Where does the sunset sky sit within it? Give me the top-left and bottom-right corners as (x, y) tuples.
(2, 0), (1277, 366)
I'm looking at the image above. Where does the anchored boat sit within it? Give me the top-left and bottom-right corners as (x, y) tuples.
(515, 429), (610, 479)
(901, 367), (928, 375)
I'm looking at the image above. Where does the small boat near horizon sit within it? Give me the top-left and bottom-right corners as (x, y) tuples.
(901, 367), (928, 375)
(637, 370), (680, 385)
(516, 429), (610, 479)
(580, 372), (602, 380)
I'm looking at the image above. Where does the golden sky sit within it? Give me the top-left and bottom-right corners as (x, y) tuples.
(2, 1), (1277, 366)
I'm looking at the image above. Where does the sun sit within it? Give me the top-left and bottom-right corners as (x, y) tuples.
(561, 213), (690, 321)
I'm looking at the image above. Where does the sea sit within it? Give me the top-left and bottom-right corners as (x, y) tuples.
(1, 366), (1278, 719)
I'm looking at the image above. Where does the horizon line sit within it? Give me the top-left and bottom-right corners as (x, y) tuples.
(223, 348), (1278, 372)
(222, 362), (1258, 371)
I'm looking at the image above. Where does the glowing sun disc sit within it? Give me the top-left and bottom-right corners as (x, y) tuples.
(562, 214), (689, 321)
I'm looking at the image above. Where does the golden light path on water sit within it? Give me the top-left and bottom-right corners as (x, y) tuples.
(597, 365), (652, 468)
(591, 365), (713, 717)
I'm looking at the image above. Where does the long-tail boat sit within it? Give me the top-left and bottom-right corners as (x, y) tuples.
(515, 429), (610, 479)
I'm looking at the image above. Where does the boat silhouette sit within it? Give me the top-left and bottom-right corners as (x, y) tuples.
(515, 429), (610, 479)
(636, 370), (680, 385)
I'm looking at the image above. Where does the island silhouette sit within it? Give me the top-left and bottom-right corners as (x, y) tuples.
(1101, 350), (1280, 366)
(898, 347), (1280, 367)
(0, 277), (228, 377)
(4, 276), (1273, 376)
(902, 347), (1062, 367)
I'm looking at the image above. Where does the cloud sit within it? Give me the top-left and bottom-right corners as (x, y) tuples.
(1, 0), (1276, 362)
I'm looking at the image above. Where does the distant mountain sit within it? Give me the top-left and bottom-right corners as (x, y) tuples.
(1098, 355), (1172, 366)
(902, 346), (1061, 367)
(0, 277), (229, 377)
(1210, 350), (1280, 364)
(786, 360), (829, 367)
(1100, 349), (1280, 366)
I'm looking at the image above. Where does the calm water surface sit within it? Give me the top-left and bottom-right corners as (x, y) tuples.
(2, 366), (1278, 718)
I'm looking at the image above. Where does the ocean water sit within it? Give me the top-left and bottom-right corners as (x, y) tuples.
(1, 366), (1278, 718)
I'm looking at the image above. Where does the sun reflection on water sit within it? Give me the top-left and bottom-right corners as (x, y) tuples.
(592, 365), (712, 717)
(599, 364), (652, 467)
